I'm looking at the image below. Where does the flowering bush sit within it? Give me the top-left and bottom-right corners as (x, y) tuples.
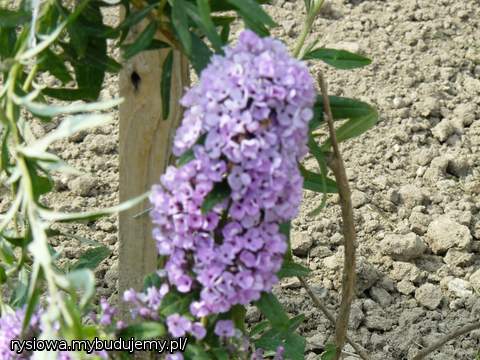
(0, 0), (377, 359)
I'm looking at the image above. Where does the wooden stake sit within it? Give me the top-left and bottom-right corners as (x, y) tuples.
(118, 22), (189, 318)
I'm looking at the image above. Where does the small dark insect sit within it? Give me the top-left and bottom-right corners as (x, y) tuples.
(130, 71), (141, 91)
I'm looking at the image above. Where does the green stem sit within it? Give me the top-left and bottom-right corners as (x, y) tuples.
(292, 0), (325, 58)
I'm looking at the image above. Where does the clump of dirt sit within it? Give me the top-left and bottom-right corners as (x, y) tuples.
(40, 0), (479, 358)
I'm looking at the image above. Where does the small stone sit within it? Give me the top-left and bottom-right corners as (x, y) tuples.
(246, 306), (261, 323)
(310, 246), (333, 258)
(423, 156), (449, 182)
(446, 156), (470, 177)
(351, 190), (368, 208)
(349, 301), (364, 330)
(469, 269), (480, 293)
(365, 315), (394, 331)
(426, 216), (472, 254)
(68, 175), (97, 197)
(447, 278), (473, 298)
(397, 280), (416, 295)
(453, 103), (476, 127)
(444, 249), (473, 267)
(306, 333), (328, 352)
(415, 283), (442, 310)
(84, 134), (117, 154)
(390, 262), (425, 284)
(398, 185), (429, 208)
(409, 209), (430, 235)
(432, 119), (455, 142)
(104, 262), (118, 288)
(370, 286), (393, 307)
(291, 231), (313, 257)
(380, 232), (427, 260)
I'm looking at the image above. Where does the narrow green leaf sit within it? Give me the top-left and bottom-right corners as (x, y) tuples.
(65, 269), (95, 309)
(255, 292), (289, 328)
(0, 9), (30, 27)
(300, 165), (338, 194)
(38, 49), (73, 84)
(71, 245), (111, 271)
(321, 343), (337, 360)
(13, 95), (122, 117)
(225, 0), (276, 27)
(321, 108), (378, 150)
(250, 320), (269, 337)
(191, 0), (223, 53)
(316, 96), (374, 120)
(118, 322), (166, 340)
(212, 348), (229, 360)
(287, 314), (305, 333)
(277, 261), (311, 278)
(118, 3), (157, 29)
(304, 48), (372, 69)
(0, 264), (8, 283)
(161, 50), (174, 120)
(170, 0), (192, 54)
(143, 272), (163, 291)
(122, 21), (157, 60)
(201, 180), (230, 214)
(38, 192), (149, 222)
(189, 32), (212, 74)
(283, 332), (306, 360)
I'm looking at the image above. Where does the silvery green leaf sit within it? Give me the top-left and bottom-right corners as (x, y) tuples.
(64, 269), (95, 309)
(12, 94), (123, 117)
(0, 190), (23, 234)
(18, 22), (66, 61)
(38, 192), (149, 222)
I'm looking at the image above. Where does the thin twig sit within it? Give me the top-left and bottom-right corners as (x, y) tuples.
(298, 277), (369, 360)
(412, 321), (480, 360)
(318, 72), (357, 360)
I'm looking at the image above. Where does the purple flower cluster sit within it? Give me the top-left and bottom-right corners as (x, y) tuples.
(0, 309), (30, 360)
(123, 284), (169, 320)
(150, 30), (315, 316)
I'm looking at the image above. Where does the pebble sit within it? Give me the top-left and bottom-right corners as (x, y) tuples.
(351, 189), (368, 208)
(469, 269), (480, 293)
(291, 231), (313, 257)
(380, 232), (427, 260)
(398, 184), (429, 208)
(370, 286), (393, 306)
(447, 278), (473, 298)
(397, 280), (416, 295)
(68, 175), (97, 197)
(415, 283), (442, 309)
(426, 216), (472, 254)
(444, 249), (473, 267)
(84, 134), (117, 154)
(432, 119), (456, 142)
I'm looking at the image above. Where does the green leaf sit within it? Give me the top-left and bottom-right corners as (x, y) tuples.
(0, 265), (6, 284)
(304, 48), (372, 69)
(225, 0), (276, 28)
(143, 272), (163, 290)
(212, 348), (229, 360)
(118, 3), (157, 30)
(42, 88), (100, 101)
(161, 50), (174, 120)
(64, 269), (96, 309)
(287, 314), (305, 333)
(176, 148), (194, 166)
(18, 21), (67, 61)
(0, 28), (17, 59)
(249, 320), (269, 337)
(277, 261), (311, 278)
(189, 32), (212, 75)
(122, 21), (157, 60)
(283, 332), (306, 360)
(315, 96), (375, 122)
(255, 292), (289, 329)
(71, 245), (111, 271)
(201, 180), (230, 214)
(13, 95), (122, 118)
(38, 49), (73, 84)
(184, 344), (211, 359)
(321, 107), (378, 150)
(321, 343), (337, 360)
(118, 322), (166, 340)
(160, 292), (193, 316)
(0, 8), (30, 27)
(255, 328), (283, 352)
(299, 165), (338, 194)
(170, 0), (192, 54)
(38, 192), (149, 223)
(187, 0), (223, 53)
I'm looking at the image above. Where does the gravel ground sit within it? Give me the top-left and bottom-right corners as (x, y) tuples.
(22, 0), (480, 359)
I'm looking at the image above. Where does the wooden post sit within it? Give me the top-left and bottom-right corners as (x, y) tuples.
(118, 23), (189, 317)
